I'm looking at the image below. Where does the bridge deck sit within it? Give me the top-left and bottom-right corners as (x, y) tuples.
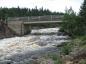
(23, 21), (62, 24)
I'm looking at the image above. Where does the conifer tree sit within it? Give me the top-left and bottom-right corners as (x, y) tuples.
(79, 0), (86, 19)
(79, 0), (86, 34)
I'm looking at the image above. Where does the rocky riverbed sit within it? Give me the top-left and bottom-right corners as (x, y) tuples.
(0, 28), (69, 64)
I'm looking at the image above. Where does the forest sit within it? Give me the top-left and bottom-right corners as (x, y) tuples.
(0, 7), (64, 20)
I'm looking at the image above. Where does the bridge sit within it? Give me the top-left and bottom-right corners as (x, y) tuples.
(7, 15), (63, 35)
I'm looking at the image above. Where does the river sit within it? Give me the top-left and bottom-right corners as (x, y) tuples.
(0, 27), (69, 64)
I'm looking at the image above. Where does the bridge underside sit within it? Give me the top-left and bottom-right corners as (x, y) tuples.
(23, 21), (62, 35)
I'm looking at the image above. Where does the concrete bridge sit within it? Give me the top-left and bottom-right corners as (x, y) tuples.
(7, 15), (63, 35)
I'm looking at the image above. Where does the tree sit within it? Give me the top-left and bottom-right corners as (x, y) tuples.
(60, 7), (83, 37)
(79, 0), (86, 34)
(79, 0), (86, 19)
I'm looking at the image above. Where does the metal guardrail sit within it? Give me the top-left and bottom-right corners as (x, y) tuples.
(7, 15), (63, 22)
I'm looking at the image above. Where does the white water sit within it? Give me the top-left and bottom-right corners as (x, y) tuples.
(0, 28), (69, 60)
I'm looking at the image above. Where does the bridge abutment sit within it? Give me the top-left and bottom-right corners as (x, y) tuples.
(24, 25), (31, 35)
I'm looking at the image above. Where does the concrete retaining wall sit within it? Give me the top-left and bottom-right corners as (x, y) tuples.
(8, 21), (24, 35)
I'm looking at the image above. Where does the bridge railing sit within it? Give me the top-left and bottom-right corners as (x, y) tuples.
(7, 17), (28, 21)
(7, 15), (63, 22)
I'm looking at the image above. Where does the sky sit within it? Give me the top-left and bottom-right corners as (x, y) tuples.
(0, 0), (84, 13)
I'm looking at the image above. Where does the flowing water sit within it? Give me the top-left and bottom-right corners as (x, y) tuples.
(0, 28), (69, 64)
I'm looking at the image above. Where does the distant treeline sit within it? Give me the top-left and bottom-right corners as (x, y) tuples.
(0, 7), (64, 20)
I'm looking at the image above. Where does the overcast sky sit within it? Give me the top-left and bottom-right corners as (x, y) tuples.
(0, 0), (84, 13)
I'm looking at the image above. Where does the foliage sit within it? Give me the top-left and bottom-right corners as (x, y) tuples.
(79, 0), (86, 35)
(59, 36), (86, 56)
(60, 42), (72, 55)
(60, 7), (85, 37)
(0, 7), (64, 20)
(46, 53), (63, 64)
(59, 1), (86, 63)
(59, 0), (86, 55)
(79, 0), (86, 19)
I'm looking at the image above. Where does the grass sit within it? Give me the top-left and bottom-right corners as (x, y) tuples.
(44, 53), (63, 64)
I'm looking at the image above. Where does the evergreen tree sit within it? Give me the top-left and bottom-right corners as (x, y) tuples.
(79, 0), (86, 35)
(60, 0), (86, 37)
(79, 0), (86, 19)
(60, 7), (83, 37)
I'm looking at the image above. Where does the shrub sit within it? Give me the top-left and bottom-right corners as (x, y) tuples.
(60, 7), (85, 37)
(60, 42), (72, 55)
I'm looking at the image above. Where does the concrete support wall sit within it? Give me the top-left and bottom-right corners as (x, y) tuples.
(8, 21), (24, 35)
(24, 25), (31, 35)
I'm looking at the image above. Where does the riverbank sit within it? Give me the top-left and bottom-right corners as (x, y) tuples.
(57, 36), (86, 64)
